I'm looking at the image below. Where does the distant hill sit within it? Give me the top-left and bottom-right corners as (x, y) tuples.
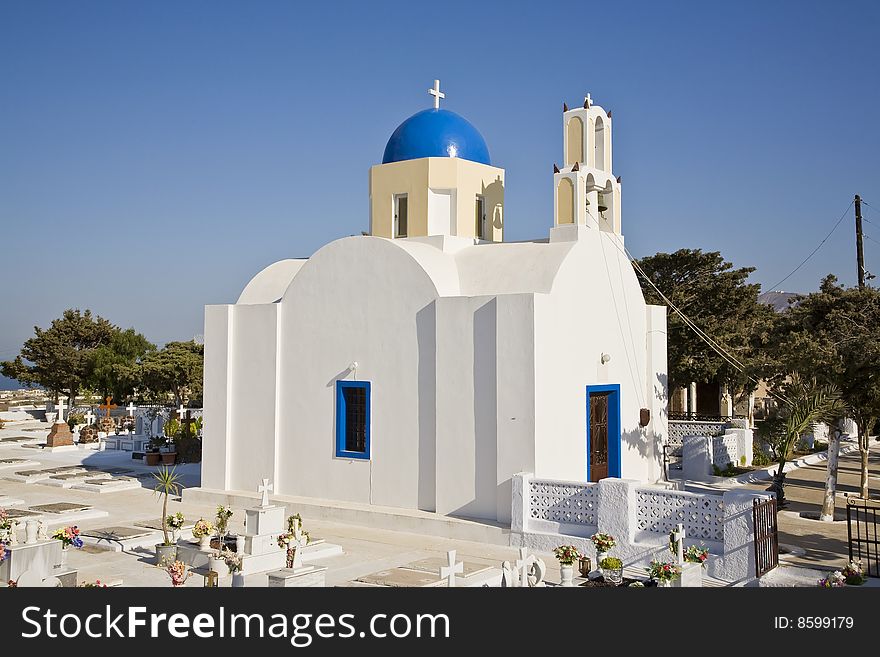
(0, 374), (24, 391)
(758, 290), (801, 313)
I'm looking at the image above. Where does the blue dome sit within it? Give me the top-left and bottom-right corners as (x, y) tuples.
(382, 108), (491, 165)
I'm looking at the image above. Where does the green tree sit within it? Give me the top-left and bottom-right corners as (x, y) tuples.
(0, 309), (117, 405)
(634, 249), (778, 401)
(140, 341), (204, 407)
(770, 275), (880, 499)
(88, 328), (155, 402)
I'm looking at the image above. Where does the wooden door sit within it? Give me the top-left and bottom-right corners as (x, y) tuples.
(588, 392), (609, 481)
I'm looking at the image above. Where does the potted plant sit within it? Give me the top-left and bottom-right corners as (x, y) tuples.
(166, 512), (185, 543)
(152, 465), (181, 566)
(553, 545), (581, 587)
(224, 548), (244, 587)
(590, 532), (616, 564)
(192, 518), (213, 549)
(599, 556), (624, 585)
(647, 558), (681, 587)
(145, 437), (164, 466)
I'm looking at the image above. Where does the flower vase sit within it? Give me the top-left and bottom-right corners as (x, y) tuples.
(286, 548), (296, 569)
(209, 555), (227, 577)
(172, 528), (181, 543)
(658, 579), (671, 588)
(232, 572), (245, 588)
(559, 564), (575, 587)
(198, 535), (210, 550)
(60, 546), (68, 566)
(25, 519), (39, 544)
(596, 551), (607, 569)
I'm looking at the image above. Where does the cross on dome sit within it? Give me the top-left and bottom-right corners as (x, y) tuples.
(428, 79), (445, 109)
(584, 93), (592, 108)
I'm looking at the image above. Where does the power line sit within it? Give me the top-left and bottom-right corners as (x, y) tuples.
(764, 200), (854, 292)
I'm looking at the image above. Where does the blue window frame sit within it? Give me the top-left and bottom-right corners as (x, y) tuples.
(336, 380), (371, 459)
(586, 384), (621, 481)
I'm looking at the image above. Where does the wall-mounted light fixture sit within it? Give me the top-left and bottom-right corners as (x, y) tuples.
(600, 353), (611, 364)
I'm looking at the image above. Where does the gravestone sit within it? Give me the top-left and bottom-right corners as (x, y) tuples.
(78, 426), (99, 444)
(267, 566), (326, 588)
(682, 435), (713, 483)
(30, 502), (92, 514)
(45, 423), (74, 448)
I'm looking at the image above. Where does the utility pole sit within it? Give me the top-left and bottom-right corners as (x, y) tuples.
(855, 194), (865, 289)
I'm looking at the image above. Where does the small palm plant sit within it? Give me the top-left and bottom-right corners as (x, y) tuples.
(759, 375), (844, 505)
(153, 466), (181, 546)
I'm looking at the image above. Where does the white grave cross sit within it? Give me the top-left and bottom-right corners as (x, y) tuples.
(84, 410), (95, 426)
(54, 398), (66, 424)
(126, 402), (136, 416)
(673, 523), (685, 565)
(176, 404), (187, 420)
(258, 478), (273, 508)
(439, 550), (463, 588)
(516, 547), (532, 588)
(428, 79), (445, 109)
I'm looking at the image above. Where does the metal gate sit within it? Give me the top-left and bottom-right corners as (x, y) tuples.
(753, 497), (779, 577)
(847, 497), (880, 578)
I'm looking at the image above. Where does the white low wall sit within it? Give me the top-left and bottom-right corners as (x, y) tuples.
(511, 472), (771, 583)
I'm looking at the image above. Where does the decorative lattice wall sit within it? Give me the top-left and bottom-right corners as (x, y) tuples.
(528, 479), (597, 527)
(635, 488), (724, 542)
(712, 434), (739, 467)
(667, 420), (727, 456)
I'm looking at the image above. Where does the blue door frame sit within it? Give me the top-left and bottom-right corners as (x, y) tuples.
(586, 384), (621, 480)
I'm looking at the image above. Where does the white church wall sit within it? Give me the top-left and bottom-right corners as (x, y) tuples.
(229, 303), (280, 492)
(202, 304), (233, 490)
(237, 259), (306, 304)
(532, 232), (658, 483)
(275, 237), (440, 509)
(435, 295), (498, 520)
(646, 304), (668, 481)
(494, 293), (538, 523)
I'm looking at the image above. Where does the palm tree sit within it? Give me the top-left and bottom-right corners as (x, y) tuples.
(153, 465), (181, 546)
(759, 375), (844, 506)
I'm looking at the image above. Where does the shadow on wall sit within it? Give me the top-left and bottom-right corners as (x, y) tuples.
(416, 302), (437, 513)
(482, 176), (504, 232)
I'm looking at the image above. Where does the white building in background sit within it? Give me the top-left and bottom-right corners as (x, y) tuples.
(198, 84), (668, 525)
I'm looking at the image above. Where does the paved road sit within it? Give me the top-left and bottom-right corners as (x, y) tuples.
(742, 440), (880, 571)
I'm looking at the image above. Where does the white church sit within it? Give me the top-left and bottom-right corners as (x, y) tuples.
(201, 83), (668, 526)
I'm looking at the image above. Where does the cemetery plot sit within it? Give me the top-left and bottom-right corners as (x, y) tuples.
(135, 517), (195, 531)
(0, 458), (39, 470)
(24, 501), (110, 526)
(5, 465), (86, 483)
(72, 476), (142, 493)
(30, 502), (93, 514)
(0, 435), (44, 446)
(6, 508), (43, 520)
(404, 556), (494, 579)
(80, 525), (160, 552)
(354, 568), (445, 587)
(41, 471), (113, 488)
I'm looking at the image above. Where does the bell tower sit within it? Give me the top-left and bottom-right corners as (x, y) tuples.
(553, 93), (621, 234)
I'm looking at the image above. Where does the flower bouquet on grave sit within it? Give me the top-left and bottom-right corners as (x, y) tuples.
(192, 519), (214, 548)
(277, 532), (297, 568)
(78, 580), (108, 588)
(647, 559), (681, 586)
(553, 545), (581, 566)
(841, 561), (866, 586)
(166, 512), (185, 541)
(223, 547), (243, 573)
(683, 544), (710, 566)
(286, 513), (311, 545)
(52, 525), (83, 549)
(215, 505), (233, 547)
(817, 571), (846, 588)
(590, 532), (616, 559)
(166, 560), (190, 587)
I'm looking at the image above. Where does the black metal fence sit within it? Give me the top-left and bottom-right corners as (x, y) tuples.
(753, 497), (779, 577)
(847, 497), (880, 578)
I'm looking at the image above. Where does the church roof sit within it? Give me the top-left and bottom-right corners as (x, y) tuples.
(382, 108), (491, 165)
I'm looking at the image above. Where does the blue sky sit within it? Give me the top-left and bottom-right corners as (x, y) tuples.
(1, 0), (879, 379)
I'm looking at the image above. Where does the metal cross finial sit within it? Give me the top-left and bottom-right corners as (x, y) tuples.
(584, 93), (592, 108)
(428, 79), (445, 109)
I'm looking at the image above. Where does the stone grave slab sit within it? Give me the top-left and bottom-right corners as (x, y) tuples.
(301, 540), (343, 563)
(4, 470), (54, 484)
(30, 502), (93, 514)
(0, 436), (42, 444)
(354, 568), (445, 588)
(135, 517), (196, 531)
(402, 557), (494, 579)
(42, 471), (112, 488)
(6, 508), (42, 520)
(0, 458), (39, 470)
(80, 525), (161, 552)
(72, 477), (142, 493)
